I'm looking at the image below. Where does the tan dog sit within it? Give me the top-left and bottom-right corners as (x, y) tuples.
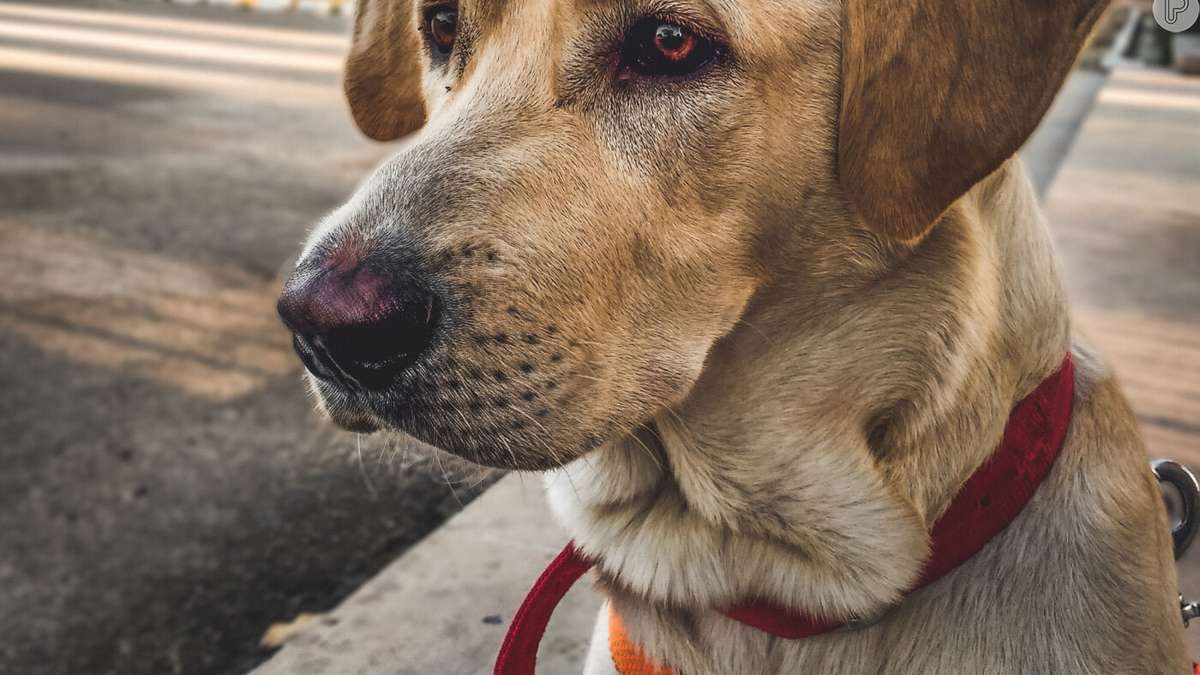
(276, 0), (1192, 671)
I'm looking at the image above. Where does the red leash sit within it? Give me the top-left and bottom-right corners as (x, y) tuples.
(495, 356), (1075, 674)
(494, 542), (595, 675)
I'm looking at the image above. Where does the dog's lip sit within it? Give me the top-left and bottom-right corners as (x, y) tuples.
(327, 405), (382, 433)
(313, 380), (385, 433)
(332, 414), (381, 434)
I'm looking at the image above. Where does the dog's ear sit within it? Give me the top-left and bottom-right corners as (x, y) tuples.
(838, 0), (1109, 241)
(344, 0), (428, 141)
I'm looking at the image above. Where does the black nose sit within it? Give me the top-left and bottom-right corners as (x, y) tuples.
(277, 258), (438, 391)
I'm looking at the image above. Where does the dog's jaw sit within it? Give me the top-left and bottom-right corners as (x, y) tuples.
(546, 419), (928, 615)
(545, 406), (933, 672)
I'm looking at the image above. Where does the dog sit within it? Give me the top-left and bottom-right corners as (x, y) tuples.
(276, 0), (1192, 671)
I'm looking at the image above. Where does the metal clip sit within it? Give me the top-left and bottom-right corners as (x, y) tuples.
(1155, 461), (1200, 629)
(1180, 595), (1200, 628)
(1151, 459), (1200, 560)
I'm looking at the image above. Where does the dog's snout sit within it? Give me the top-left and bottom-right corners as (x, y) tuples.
(277, 254), (438, 392)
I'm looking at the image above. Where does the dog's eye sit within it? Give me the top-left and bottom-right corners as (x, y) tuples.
(620, 18), (719, 79)
(425, 5), (457, 55)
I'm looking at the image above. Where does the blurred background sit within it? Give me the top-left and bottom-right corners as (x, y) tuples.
(0, 1), (1195, 674)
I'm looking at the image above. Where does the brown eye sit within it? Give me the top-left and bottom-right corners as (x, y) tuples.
(620, 18), (720, 79)
(427, 6), (457, 55)
(653, 24), (696, 62)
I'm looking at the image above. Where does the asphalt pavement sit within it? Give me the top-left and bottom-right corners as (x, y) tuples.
(0, 2), (495, 674)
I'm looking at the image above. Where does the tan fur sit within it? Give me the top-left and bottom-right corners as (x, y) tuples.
(290, 0), (1190, 671)
(552, 162), (1189, 673)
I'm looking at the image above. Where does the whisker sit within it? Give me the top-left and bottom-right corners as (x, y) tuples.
(433, 449), (464, 508)
(356, 433), (378, 499)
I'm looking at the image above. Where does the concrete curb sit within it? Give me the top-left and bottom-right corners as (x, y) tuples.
(1102, 5), (1142, 71)
(250, 475), (601, 675)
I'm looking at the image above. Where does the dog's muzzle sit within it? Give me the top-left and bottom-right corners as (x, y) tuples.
(276, 250), (439, 392)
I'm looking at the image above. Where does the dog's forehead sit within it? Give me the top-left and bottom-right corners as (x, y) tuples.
(452, 0), (822, 70)
(460, 0), (748, 31)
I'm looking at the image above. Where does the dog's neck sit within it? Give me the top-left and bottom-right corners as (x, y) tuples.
(546, 159), (1071, 621)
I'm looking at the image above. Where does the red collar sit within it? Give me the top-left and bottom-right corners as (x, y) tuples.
(496, 355), (1075, 674)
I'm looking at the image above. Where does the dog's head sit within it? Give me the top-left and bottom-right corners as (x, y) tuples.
(278, 0), (1106, 469)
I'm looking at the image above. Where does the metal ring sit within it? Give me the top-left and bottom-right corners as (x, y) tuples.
(1152, 459), (1200, 560)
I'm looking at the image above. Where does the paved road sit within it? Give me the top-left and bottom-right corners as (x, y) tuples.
(0, 3), (494, 675)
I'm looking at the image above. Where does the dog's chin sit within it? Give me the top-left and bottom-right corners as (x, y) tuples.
(447, 446), (579, 472)
(415, 422), (594, 472)
(339, 410), (596, 471)
(309, 375), (619, 471)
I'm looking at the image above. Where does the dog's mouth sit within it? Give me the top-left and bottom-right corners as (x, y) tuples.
(320, 394), (383, 434)
(302, 342), (614, 471)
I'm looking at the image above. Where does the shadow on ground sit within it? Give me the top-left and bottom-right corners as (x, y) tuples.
(0, 2), (497, 674)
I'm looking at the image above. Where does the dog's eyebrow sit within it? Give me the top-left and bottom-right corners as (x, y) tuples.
(463, 0), (511, 28)
(631, 0), (733, 39)
(417, 0), (513, 34)
(573, 0), (724, 23)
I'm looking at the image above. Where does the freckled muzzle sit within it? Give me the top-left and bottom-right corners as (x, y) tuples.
(273, 231), (608, 469)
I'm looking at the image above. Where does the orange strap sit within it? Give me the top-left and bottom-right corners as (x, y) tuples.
(608, 606), (677, 675)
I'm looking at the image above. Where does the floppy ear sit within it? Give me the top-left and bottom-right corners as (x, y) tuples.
(344, 0), (428, 141)
(838, 0), (1109, 240)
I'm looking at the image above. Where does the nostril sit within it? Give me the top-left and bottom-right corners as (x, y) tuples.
(323, 293), (440, 390)
(328, 295), (437, 364)
(291, 334), (336, 383)
(277, 259), (440, 392)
